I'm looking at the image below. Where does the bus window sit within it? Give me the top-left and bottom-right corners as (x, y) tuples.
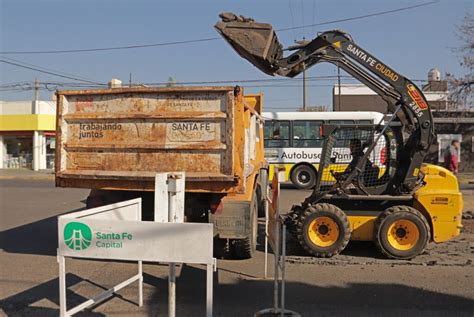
(355, 120), (373, 124)
(264, 121), (290, 148)
(292, 120), (323, 147)
(327, 120), (355, 125)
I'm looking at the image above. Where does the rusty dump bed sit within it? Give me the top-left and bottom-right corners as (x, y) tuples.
(55, 86), (250, 193)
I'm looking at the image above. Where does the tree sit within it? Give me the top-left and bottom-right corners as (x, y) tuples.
(447, 13), (473, 108)
(166, 77), (177, 87)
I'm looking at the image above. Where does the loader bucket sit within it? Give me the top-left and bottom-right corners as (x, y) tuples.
(215, 13), (283, 76)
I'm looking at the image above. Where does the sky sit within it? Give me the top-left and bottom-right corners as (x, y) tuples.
(0, 0), (472, 110)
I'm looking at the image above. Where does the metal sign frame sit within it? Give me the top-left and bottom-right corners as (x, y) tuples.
(57, 172), (216, 317)
(57, 198), (144, 317)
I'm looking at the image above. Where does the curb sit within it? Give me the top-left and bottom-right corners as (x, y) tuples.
(0, 175), (55, 181)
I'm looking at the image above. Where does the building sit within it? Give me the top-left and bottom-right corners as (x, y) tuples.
(0, 100), (56, 170)
(332, 69), (474, 172)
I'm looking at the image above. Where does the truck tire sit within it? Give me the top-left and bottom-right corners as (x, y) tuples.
(290, 164), (316, 189)
(231, 191), (258, 259)
(374, 206), (430, 260)
(296, 203), (350, 257)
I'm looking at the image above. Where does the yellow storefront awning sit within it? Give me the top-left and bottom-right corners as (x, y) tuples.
(0, 114), (56, 131)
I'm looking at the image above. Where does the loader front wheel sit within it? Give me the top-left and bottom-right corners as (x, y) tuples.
(296, 203), (350, 257)
(374, 206), (430, 260)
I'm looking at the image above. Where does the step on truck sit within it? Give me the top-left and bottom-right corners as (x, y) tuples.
(55, 85), (268, 259)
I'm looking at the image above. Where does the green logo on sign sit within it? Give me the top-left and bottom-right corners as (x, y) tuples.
(64, 222), (92, 250)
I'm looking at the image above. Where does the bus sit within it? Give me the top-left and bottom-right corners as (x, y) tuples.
(262, 111), (385, 189)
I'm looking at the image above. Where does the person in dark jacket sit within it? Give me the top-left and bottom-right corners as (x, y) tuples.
(444, 140), (460, 175)
(333, 138), (373, 180)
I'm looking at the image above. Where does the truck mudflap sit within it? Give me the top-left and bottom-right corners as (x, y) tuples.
(210, 200), (251, 239)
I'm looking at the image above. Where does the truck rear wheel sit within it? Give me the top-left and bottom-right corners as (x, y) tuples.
(290, 164), (316, 189)
(296, 203), (350, 257)
(374, 206), (430, 260)
(231, 191), (258, 259)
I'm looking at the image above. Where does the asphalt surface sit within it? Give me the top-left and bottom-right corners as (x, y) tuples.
(1, 179), (473, 316)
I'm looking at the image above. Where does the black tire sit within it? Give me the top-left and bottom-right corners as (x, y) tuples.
(374, 206), (430, 260)
(290, 164), (317, 189)
(296, 203), (350, 257)
(231, 191), (258, 259)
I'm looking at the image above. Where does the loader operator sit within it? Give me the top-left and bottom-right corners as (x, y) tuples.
(333, 138), (373, 181)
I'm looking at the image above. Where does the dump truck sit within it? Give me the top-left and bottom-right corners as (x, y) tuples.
(55, 86), (268, 258)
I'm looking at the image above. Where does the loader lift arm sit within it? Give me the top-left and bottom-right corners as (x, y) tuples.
(215, 13), (435, 193)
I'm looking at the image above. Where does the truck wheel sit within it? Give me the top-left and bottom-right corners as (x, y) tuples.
(296, 203), (350, 257)
(374, 206), (430, 260)
(232, 191), (258, 259)
(290, 165), (316, 189)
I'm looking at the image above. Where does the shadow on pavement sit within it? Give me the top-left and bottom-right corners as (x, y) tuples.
(0, 207), (85, 257)
(2, 264), (472, 316)
(143, 263), (474, 316)
(0, 273), (104, 317)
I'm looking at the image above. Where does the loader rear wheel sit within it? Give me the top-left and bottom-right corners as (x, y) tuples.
(374, 206), (430, 260)
(231, 191), (258, 259)
(296, 203), (350, 257)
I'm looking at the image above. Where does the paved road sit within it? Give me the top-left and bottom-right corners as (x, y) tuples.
(1, 179), (473, 316)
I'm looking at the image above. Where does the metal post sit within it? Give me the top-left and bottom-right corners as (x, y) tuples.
(264, 191), (269, 279)
(138, 261), (143, 307)
(168, 177), (177, 317)
(280, 224), (287, 317)
(273, 209), (279, 312)
(206, 263), (213, 317)
(58, 254), (67, 317)
(169, 263), (176, 317)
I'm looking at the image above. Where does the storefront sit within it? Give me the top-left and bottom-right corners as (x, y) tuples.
(0, 100), (56, 170)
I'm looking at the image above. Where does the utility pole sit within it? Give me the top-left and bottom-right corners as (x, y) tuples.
(290, 39), (311, 112)
(34, 78), (40, 102)
(303, 64), (307, 111)
(337, 65), (341, 111)
(129, 73), (132, 88)
(33, 78), (40, 171)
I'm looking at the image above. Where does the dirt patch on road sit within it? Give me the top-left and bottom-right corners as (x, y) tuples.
(283, 219), (474, 268)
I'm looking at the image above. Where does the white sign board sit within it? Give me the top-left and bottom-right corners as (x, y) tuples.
(58, 199), (213, 264)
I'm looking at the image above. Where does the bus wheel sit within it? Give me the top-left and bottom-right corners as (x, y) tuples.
(374, 206), (430, 260)
(231, 191), (258, 259)
(296, 203), (350, 257)
(291, 164), (316, 189)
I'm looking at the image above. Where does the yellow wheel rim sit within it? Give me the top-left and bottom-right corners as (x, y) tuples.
(308, 216), (339, 247)
(387, 219), (419, 251)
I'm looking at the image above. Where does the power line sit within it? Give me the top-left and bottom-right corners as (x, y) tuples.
(0, 37), (219, 55)
(0, 1), (438, 55)
(0, 59), (104, 85)
(1, 56), (100, 83)
(300, 0), (305, 39)
(277, 0), (439, 32)
(288, 0), (297, 41)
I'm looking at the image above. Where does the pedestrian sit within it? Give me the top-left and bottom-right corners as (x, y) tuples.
(443, 140), (460, 175)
